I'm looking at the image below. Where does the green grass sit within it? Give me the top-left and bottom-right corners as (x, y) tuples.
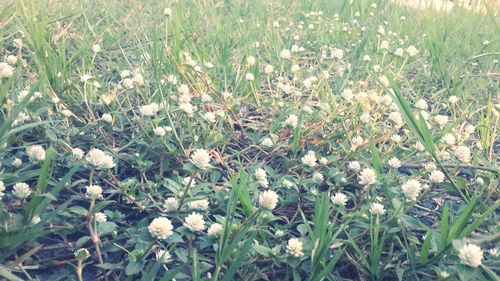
(0, 0), (499, 280)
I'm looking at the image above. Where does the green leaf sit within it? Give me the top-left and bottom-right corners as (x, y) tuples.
(369, 142), (383, 174)
(221, 233), (256, 281)
(420, 231), (432, 264)
(125, 259), (145, 276)
(439, 205), (449, 251)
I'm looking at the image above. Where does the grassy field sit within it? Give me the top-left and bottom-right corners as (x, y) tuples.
(0, 0), (499, 280)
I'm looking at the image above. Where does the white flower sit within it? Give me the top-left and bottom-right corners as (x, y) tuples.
(429, 170), (445, 183)
(423, 163), (437, 172)
(179, 102), (195, 117)
(12, 183), (31, 199)
(148, 217), (174, 240)
(6, 55), (18, 65)
(291, 64), (300, 73)
(415, 99), (428, 110)
(379, 40), (389, 50)
(191, 149), (211, 169)
(259, 190), (278, 210)
(348, 161), (361, 172)
(394, 48), (404, 57)
(280, 49), (291, 59)
(204, 112), (216, 123)
(301, 150), (317, 167)
(341, 88), (354, 101)
(488, 248), (499, 257)
(95, 212), (107, 223)
(86, 148), (115, 169)
(72, 148), (84, 160)
(286, 238), (304, 257)
(459, 244), (483, 268)
(435, 115), (449, 128)
(261, 137), (274, 147)
(154, 126), (166, 136)
(245, 73), (255, 81)
(415, 141), (425, 152)
(139, 103), (160, 116)
(92, 44), (101, 53)
(0, 62), (14, 78)
(86, 185), (103, 198)
(319, 157), (328, 165)
(401, 179), (421, 201)
(448, 96), (459, 104)
(313, 172), (324, 181)
(101, 113), (112, 123)
(12, 158), (22, 168)
(246, 56), (256, 65)
(388, 157), (401, 168)
(26, 145), (46, 162)
(163, 7), (172, 17)
(406, 46), (419, 57)
(0, 181), (5, 198)
(164, 197), (179, 211)
(255, 168), (267, 182)
(264, 64), (274, 75)
(455, 146), (471, 163)
(156, 250), (172, 264)
(188, 199), (209, 210)
(359, 168), (377, 185)
(388, 111), (403, 126)
(391, 134), (402, 143)
(184, 212), (206, 231)
(282, 179), (293, 189)
(331, 192), (348, 206)
(370, 203), (386, 215)
(352, 136), (364, 147)
(207, 223), (223, 236)
(284, 114), (298, 128)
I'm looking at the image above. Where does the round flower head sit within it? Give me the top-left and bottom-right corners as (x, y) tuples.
(12, 182), (31, 199)
(86, 185), (103, 198)
(301, 150), (317, 167)
(95, 212), (107, 223)
(388, 157), (401, 169)
(184, 212), (206, 232)
(191, 149), (211, 169)
(148, 217), (174, 240)
(261, 137), (274, 147)
(207, 223), (223, 236)
(0, 180), (5, 198)
(401, 179), (421, 201)
(164, 197), (179, 211)
(86, 148), (115, 169)
(455, 146), (471, 163)
(139, 103), (160, 116)
(12, 158), (22, 168)
(331, 192), (348, 206)
(156, 249), (172, 264)
(359, 168), (377, 185)
(264, 64), (274, 75)
(245, 73), (255, 81)
(188, 199), (210, 210)
(348, 161), (361, 172)
(287, 238), (304, 258)
(429, 170), (445, 183)
(459, 243), (483, 268)
(282, 179), (293, 189)
(259, 190), (278, 210)
(284, 114), (298, 128)
(72, 148), (84, 160)
(26, 145), (46, 162)
(370, 203), (386, 216)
